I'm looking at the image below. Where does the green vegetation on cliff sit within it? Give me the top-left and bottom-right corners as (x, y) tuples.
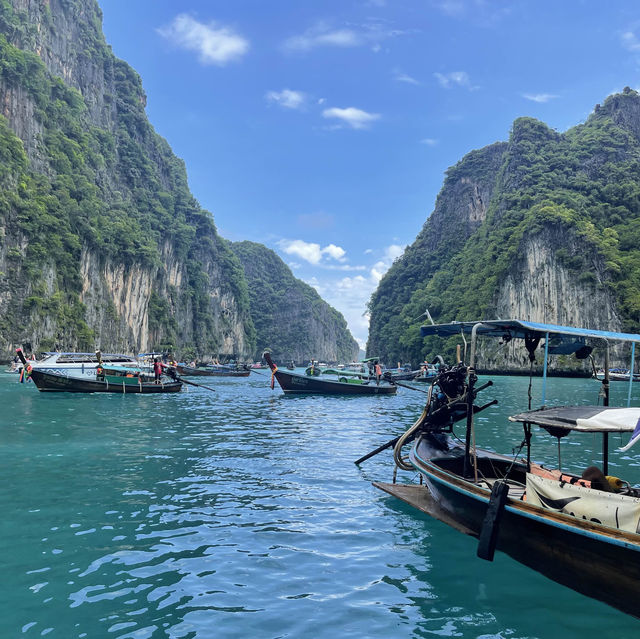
(230, 241), (359, 363)
(368, 88), (640, 365)
(0, 0), (257, 354)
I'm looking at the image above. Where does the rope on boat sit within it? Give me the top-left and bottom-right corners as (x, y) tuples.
(393, 384), (434, 471)
(392, 380), (430, 394)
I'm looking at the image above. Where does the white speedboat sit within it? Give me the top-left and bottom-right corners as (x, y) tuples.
(29, 352), (140, 379)
(595, 367), (640, 382)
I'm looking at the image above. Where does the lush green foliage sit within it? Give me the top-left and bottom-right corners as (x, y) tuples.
(368, 88), (640, 365)
(0, 0), (256, 353)
(230, 241), (358, 362)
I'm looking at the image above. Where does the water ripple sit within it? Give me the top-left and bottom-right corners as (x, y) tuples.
(1, 374), (639, 637)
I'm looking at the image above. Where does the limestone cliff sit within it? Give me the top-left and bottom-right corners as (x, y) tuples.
(230, 241), (359, 363)
(368, 88), (640, 368)
(367, 142), (507, 360)
(0, 0), (357, 363)
(0, 0), (256, 359)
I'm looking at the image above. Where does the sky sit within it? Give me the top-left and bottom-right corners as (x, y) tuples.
(98, 0), (640, 350)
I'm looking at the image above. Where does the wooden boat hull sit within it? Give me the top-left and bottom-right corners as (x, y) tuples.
(176, 365), (250, 377)
(29, 369), (182, 393)
(273, 369), (396, 395)
(403, 438), (640, 619)
(412, 374), (437, 383)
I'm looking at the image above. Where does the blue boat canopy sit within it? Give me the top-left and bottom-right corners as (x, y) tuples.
(420, 319), (640, 344)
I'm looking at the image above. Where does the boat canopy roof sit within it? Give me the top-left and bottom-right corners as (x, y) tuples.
(101, 365), (143, 373)
(509, 405), (640, 433)
(322, 368), (367, 377)
(420, 319), (640, 344)
(40, 352), (136, 363)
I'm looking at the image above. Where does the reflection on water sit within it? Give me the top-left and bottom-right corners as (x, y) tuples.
(0, 373), (639, 638)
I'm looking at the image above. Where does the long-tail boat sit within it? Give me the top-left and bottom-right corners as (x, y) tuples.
(367, 320), (640, 619)
(176, 363), (250, 377)
(17, 349), (182, 393)
(264, 352), (397, 395)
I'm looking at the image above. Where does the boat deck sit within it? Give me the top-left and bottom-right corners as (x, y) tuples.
(373, 481), (476, 536)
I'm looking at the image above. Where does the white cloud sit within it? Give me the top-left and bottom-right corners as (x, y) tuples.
(266, 89), (306, 109)
(371, 261), (387, 282)
(315, 274), (372, 350)
(285, 25), (361, 51)
(322, 106), (381, 129)
(384, 244), (405, 261)
(283, 21), (407, 52)
(394, 70), (420, 85)
(522, 93), (558, 103)
(280, 239), (323, 264)
(434, 71), (475, 90)
(322, 243), (347, 262)
(371, 244), (405, 280)
(621, 29), (640, 52)
(293, 242), (406, 350)
(420, 138), (438, 146)
(278, 239), (349, 264)
(157, 14), (249, 66)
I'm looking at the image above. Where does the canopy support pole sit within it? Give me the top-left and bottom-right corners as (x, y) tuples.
(541, 332), (549, 405)
(463, 323), (479, 480)
(628, 342), (635, 408)
(603, 342), (610, 475)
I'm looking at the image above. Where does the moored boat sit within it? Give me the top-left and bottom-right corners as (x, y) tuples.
(595, 367), (640, 382)
(27, 368), (182, 393)
(28, 351), (141, 380)
(176, 363), (250, 377)
(17, 349), (182, 393)
(264, 352), (397, 395)
(371, 319), (640, 619)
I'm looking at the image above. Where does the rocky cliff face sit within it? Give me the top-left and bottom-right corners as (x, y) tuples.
(495, 229), (619, 329)
(0, 0), (356, 362)
(368, 88), (640, 368)
(230, 241), (359, 363)
(367, 141), (507, 360)
(0, 0), (248, 358)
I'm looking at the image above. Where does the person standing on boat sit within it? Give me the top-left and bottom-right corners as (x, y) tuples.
(374, 361), (382, 385)
(153, 358), (163, 383)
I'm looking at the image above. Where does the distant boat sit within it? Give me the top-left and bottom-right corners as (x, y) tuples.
(264, 352), (397, 395)
(412, 363), (440, 383)
(176, 364), (250, 377)
(595, 368), (640, 382)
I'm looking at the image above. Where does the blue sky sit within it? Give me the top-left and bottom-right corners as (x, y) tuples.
(99, 0), (640, 349)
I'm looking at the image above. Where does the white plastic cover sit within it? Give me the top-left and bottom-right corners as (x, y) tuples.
(526, 473), (640, 534)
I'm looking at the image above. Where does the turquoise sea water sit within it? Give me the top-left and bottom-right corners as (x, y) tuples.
(2, 370), (640, 639)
